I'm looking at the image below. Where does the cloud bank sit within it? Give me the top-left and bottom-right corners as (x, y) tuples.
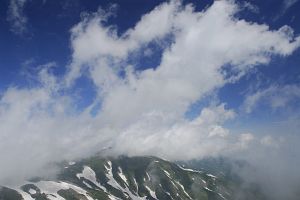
(1, 1), (300, 191)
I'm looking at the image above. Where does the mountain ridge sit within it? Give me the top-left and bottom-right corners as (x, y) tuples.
(0, 155), (264, 200)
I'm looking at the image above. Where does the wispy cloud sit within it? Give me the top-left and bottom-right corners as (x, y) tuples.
(283, 0), (299, 11)
(241, 1), (259, 13)
(243, 84), (300, 113)
(7, 0), (28, 36)
(274, 0), (299, 20)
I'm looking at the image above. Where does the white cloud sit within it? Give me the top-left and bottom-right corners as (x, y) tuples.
(241, 1), (259, 13)
(274, 0), (299, 20)
(65, 1), (179, 86)
(1, 0), (300, 185)
(237, 133), (255, 149)
(111, 104), (236, 160)
(243, 84), (300, 113)
(260, 135), (282, 148)
(67, 0), (300, 128)
(7, 0), (28, 36)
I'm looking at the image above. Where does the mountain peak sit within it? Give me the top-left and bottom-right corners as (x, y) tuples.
(1, 155), (267, 200)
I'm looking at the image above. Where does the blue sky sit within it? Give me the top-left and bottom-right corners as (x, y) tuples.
(1, 0), (300, 86)
(1, 0), (300, 185)
(1, 0), (300, 118)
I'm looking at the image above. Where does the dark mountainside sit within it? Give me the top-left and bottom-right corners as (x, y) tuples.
(0, 156), (269, 200)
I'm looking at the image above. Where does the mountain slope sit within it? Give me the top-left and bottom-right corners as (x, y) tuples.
(0, 156), (233, 200)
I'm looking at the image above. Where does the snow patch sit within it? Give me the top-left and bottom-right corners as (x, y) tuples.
(178, 165), (202, 173)
(15, 189), (35, 200)
(163, 170), (171, 178)
(207, 174), (217, 178)
(133, 178), (139, 192)
(28, 188), (36, 194)
(218, 192), (227, 200)
(68, 161), (76, 165)
(204, 187), (213, 192)
(76, 166), (106, 192)
(117, 167), (128, 185)
(108, 194), (122, 200)
(146, 172), (151, 181)
(82, 180), (93, 189)
(165, 191), (173, 199)
(174, 180), (192, 199)
(34, 181), (94, 200)
(105, 161), (146, 200)
(145, 185), (157, 199)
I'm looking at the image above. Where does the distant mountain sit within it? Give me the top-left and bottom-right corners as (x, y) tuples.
(0, 156), (266, 200)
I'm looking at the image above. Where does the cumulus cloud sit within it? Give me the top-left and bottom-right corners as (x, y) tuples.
(7, 0), (28, 36)
(0, 0), (300, 186)
(68, 0), (300, 128)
